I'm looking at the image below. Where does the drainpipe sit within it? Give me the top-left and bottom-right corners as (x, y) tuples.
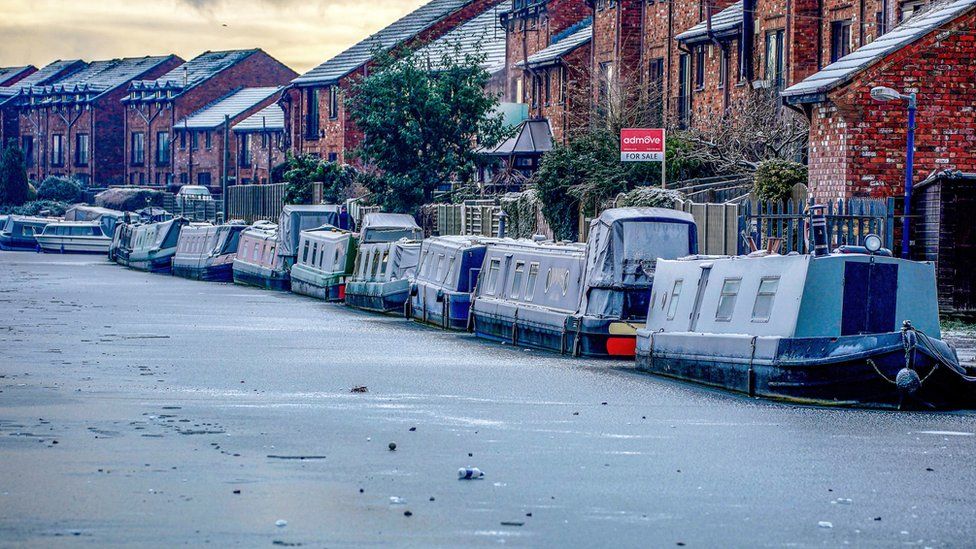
(704, 0), (731, 112)
(222, 114), (230, 221)
(741, 0), (756, 82)
(666, 0), (674, 120)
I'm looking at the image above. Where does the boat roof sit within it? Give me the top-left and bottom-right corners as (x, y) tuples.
(361, 213), (420, 231)
(594, 207), (696, 225)
(281, 204), (342, 214)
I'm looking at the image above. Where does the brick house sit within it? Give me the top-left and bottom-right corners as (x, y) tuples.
(588, 0), (645, 115)
(122, 50), (296, 188)
(232, 104), (286, 186)
(0, 59), (85, 149)
(500, 0), (591, 104)
(782, 0), (976, 201)
(172, 87), (282, 191)
(12, 55), (182, 186)
(516, 20), (592, 144)
(282, 0), (507, 164)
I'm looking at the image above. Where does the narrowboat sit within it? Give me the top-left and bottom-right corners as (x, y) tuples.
(0, 216), (54, 251)
(635, 237), (976, 409)
(290, 227), (359, 301)
(359, 213), (423, 244)
(345, 239), (422, 313)
(35, 220), (114, 254)
(470, 208), (699, 358)
(409, 236), (495, 330)
(172, 222), (247, 282)
(232, 221), (289, 290)
(110, 217), (188, 272)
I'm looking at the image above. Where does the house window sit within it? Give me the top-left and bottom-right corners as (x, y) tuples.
(648, 57), (664, 97)
(156, 131), (170, 165)
(694, 45), (706, 90)
(51, 134), (64, 166)
(544, 71), (551, 106)
(305, 87), (320, 139)
(765, 30), (785, 88)
(190, 131), (199, 151)
(131, 132), (145, 165)
(558, 67), (567, 105)
(204, 131), (212, 149)
(485, 258), (501, 295)
(719, 47), (728, 88)
(180, 173), (188, 185)
(716, 278), (741, 321)
(598, 61), (614, 110)
(74, 134), (89, 166)
(511, 261), (525, 298)
(180, 131), (186, 150)
(751, 277), (780, 322)
(240, 134), (252, 168)
(667, 280), (683, 320)
(327, 152), (338, 163)
(830, 20), (853, 62)
(261, 133), (269, 149)
(678, 54), (691, 128)
(197, 172), (212, 187)
(329, 86), (339, 119)
(525, 262), (539, 301)
(21, 136), (34, 167)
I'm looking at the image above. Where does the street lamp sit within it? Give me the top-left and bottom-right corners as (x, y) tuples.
(871, 85), (917, 259)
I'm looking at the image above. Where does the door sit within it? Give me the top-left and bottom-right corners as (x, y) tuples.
(688, 265), (712, 332)
(841, 261), (898, 335)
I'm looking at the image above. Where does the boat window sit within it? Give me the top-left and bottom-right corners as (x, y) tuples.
(544, 268), (553, 293)
(380, 250), (390, 276)
(333, 246), (342, 270)
(442, 256), (455, 284)
(525, 263), (540, 301)
(485, 258), (501, 295)
(253, 242), (260, 261)
(310, 243), (318, 266)
(268, 246), (276, 262)
(667, 280), (683, 320)
(435, 254), (445, 281)
(716, 278), (741, 322)
(561, 269), (570, 296)
(302, 240), (310, 263)
(239, 242), (248, 260)
(511, 261), (525, 298)
(751, 277), (780, 323)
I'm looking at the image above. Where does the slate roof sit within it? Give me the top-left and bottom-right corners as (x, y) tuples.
(13, 56), (176, 100)
(177, 87), (280, 129)
(783, 0), (976, 102)
(128, 49), (258, 97)
(292, 0), (480, 86)
(232, 103), (285, 132)
(0, 66), (35, 87)
(480, 119), (553, 156)
(0, 60), (84, 101)
(413, 4), (507, 73)
(675, 1), (743, 43)
(519, 20), (592, 68)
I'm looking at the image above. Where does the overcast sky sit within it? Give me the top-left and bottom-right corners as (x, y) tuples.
(0, 0), (429, 74)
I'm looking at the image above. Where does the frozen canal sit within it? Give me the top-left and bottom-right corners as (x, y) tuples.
(1, 253), (975, 548)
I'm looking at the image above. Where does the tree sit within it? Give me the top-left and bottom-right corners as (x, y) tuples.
(36, 176), (83, 203)
(0, 141), (29, 206)
(282, 154), (321, 205)
(348, 44), (507, 214)
(281, 154), (360, 205)
(754, 158), (807, 202)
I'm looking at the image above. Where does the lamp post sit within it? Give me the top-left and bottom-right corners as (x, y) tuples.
(870, 86), (917, 259)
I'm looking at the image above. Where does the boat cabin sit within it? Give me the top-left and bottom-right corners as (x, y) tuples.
(277, 205), (345, 262)
(409, 235), (496, 330)
(233, 221), (289, 290)
(290, 227), (359, 301)
(113, 218), (187, 272)
(173, 222), (247, 281)
(0, 216), (54, 250)
(345, 239), (422, 313)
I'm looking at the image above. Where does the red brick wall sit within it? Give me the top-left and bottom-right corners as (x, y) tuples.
(807, 10), (976, 200)
(591, 0), (644, 109)
(126, 50), (296, 187)
(19, 56), (182, 187)
(233, 130), (286, 185)
(820, 0), (886, 68)
(524, 42), (592, 144)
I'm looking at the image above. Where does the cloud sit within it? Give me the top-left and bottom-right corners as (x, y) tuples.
(0, 0), (427, 74)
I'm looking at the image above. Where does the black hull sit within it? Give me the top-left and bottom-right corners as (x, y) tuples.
(233, 270), (290, 292)
(173, 263), (234, 283)
(345, 291), (408, 314)
(472, 312), (635, 358)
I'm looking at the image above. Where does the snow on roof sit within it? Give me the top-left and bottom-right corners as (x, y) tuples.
(292, 0), (479, 86)
(783, 0), (976, 101)
(519, 20), (592, 69)
(177, 87), (280, 130)
(19, 56), (175, 97)
(232, 103), (285, 132)
(675, 1), (743, 43)
(129, 50), (258, 94)
(0, 65), (35, 87)
(413, 4), (507, 73)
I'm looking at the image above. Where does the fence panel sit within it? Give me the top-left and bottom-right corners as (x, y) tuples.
(742, 198), (894, 254)
(675, 200), (740, 255)
(226, 183), (287, 224)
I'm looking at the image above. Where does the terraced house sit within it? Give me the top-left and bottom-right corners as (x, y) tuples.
(282, 0), (507, 164)
(0, 60), (85, 149)
(232, 104), (287, 186)
(123, 49), (296, 188)
(11, 55), (182, 186)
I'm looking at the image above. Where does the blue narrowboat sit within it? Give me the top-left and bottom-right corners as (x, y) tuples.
(471, 208), (698, 358)
(172, 222), (247, 282)
(409, 236), (495, 330)
(345, 239), (422, 313)
(635, 241), (976, 409)
(0, 216), (55, 251)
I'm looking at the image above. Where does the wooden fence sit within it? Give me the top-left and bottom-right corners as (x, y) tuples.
(226, 183), (288, 223)
(674, 200), (741, 255)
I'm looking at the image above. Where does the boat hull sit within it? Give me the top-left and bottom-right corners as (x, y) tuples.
(232, 261), (290, 291)
(172, 262), (234, 283)
(0, 235), (38, 251)
(36, 236), (111, 254)
(290, 265), (346, 301)
(472, 308), (638, 358)
(635, 331), (976, 409)
(116, 250), (176, 273)
(409, 290), (472, 331)
(345, 279), (409, 313)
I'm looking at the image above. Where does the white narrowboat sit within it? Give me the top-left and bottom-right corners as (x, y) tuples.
(232, 221), (289, 290)
(290, 228), (359, 301)
(345, 239), (422, 313)
(110, 217), (188, 272)
(359, 213), (423, 244)
(470, 208), (699, 358)
(635, 239), (976, 409)
(172, 222), (247, 282)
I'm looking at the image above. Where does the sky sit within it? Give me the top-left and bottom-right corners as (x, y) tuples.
(0, 0), (429, 75)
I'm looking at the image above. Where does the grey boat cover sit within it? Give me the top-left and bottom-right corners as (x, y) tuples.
(277, 205), (341, 258)
(360, 213), (423, 244)
(581, 207), (697, 318)
(390, 240), (422, 281)
(64, 205), (122, 222)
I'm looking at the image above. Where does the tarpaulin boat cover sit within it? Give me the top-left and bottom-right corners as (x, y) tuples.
(64, 206), (122, 222)
(581, 208), (697, 319)
(360, 213), (423, 244)
(277, 205), (341, 258)
(390, 240), (422, 281)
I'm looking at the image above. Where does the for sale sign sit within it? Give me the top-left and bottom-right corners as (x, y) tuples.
(620, 128), (665, 162)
